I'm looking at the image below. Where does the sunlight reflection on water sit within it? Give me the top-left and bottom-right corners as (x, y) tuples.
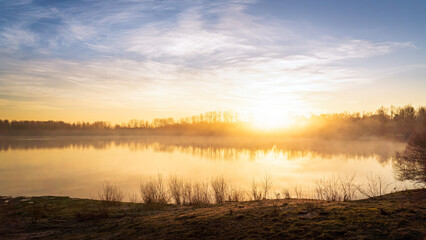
(0, 136), (413, 200)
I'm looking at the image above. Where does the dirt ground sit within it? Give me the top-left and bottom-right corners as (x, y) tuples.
(1, 189), (425, 239)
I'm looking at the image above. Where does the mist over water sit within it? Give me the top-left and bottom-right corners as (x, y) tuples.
(0, 136), (413, 200)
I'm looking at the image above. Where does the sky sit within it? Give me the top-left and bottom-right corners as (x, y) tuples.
(0, 0), (425, 123)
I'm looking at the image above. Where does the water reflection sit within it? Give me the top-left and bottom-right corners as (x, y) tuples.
(0, 136), (405, 163)
(0, 136), (410, 199)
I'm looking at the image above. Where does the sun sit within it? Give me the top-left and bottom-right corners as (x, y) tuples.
(249, 103), (294, 130)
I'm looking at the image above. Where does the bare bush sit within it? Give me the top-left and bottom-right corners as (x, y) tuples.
(98, 181), (124, 204)
(314, 176), (342, 201)
(357, 173), (392, 198)
(191, 181), (210, 205)
(274, 192), (281, 200)
(169, 175), (183, 204)
(182, 180), (193, 205)
(140, 174), (168, 204)
(293, 185), (304, 199)
(251, 179), (262, 200)
(339, 173), (357, 201)
(228, 187), (246, 202)
(211, 176), (227, 204)
(281, 187), (291, 199)
(262, 173), (273, 199)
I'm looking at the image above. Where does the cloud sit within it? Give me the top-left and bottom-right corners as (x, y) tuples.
(0, 0), (420, 118)
(0, 26), (37, 51)
(314, 40), (415, 60)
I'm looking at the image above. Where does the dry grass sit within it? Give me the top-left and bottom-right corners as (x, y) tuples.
(1, 189), (425, 239)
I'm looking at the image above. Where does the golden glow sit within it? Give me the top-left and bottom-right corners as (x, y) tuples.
(0, 138), (404, 199)
(249, 103), (295, 130)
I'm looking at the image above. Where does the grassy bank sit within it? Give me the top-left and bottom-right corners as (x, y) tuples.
(1, 189), (425, 239)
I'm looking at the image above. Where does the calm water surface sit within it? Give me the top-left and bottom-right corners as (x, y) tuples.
(0, 136), (411, 200)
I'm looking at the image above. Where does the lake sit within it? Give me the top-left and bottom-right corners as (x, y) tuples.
(0, 136), (413, 201)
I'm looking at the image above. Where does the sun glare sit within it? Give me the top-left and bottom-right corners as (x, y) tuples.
(249, 104), (294, 130)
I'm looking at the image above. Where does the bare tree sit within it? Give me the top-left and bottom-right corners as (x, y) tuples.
(393, 133), (426, 185)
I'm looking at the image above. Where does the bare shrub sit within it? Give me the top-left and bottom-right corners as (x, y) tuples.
(293, 185), (304, 199)
(262, 173), (273, 199)
(274, 192), (281, 200)
(281, 187), (291, 199)
(191, 181), (210, 205)
(169, 175), (183, 204)
(314, 176), (341, 201)
(140, 174), (168, 204)
(98, 181), (124, 204)
(211, 176), (227, 204)
(228, 187), (246, 202)
(250, 179), (262, 200)
(357, 173), (392, 198)
(339, 173), (357, 201)
(182, 180), (193, 205)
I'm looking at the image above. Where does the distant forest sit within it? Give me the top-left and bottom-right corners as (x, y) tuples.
(1, 105), (425, 140)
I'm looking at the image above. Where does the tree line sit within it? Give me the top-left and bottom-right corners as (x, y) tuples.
(0, 111), (240, 130)
(0, 106), (425, 139)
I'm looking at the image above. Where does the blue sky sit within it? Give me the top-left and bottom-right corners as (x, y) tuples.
(0, 0), (425, 122)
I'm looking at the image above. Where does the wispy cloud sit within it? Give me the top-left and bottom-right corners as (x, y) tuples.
(0, 0), (422, 120)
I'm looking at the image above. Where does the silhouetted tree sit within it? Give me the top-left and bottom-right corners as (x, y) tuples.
(393, 133), (426, 184)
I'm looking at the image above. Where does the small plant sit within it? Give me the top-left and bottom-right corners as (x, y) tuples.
(98, 181), (124, 205)
(169, 175), (183, 204)
(228, 187), (246, 202)
(314, 176), (342, 201)
(339, 173), (357, 201)
(211, 176), (227, 204)
(182, 180), (193, 205)
(357, 173), (392, 198)
(251, 179), (262, 201)
(293, 185), (303, 199)
(191, 181), (210, 205)
(262, 173), (273, 199)
(282, 187), (291, 199)
(140, 174), (168, 204)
